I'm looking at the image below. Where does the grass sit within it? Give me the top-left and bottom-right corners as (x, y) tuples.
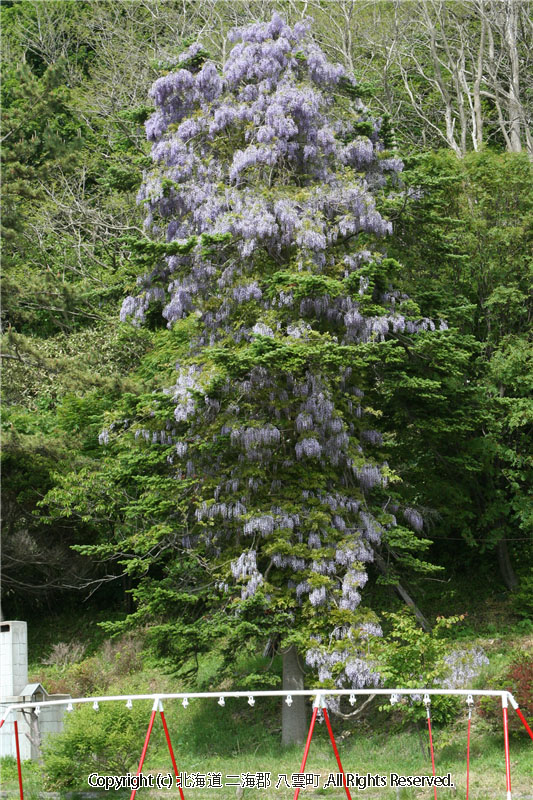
(128, 702), (533, 798)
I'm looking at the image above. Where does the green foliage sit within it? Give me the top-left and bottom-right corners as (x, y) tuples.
(1, 1), (531, 702)
(382, 150), (532, 579)
(31, 633), (145, 697)
(372, 611), (463, 725)
(387, 150), (532, 341)
(478, 648), (533, 735)
(42, 701), (150, 789)
(1, 57), (82, 238)
(0, 756), (42, 800)
(1, 4), (150, 338)
(1, 318), (153, 613)
(511, 569), (533, 619)
(265, 271), (344, 301)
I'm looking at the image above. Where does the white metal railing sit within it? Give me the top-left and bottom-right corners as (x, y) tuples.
(0, 687), (522, 723)
(1, 687), (531, 800)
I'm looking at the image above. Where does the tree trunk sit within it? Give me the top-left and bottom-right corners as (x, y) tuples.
(281, 645), (308, 746)
(497, 538), (518, 592)
(22, 710), (43, 763)
(373, 551), (432, 632)
(472, 14), (485, 150)
(504, 0), (522, 152)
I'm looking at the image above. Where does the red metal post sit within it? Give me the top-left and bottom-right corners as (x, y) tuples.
(502, 702), (512, 800)
(14, 719), (24, 800)
(322, 708), (353, 800)
(160, 709), (185, 800)
(466, 713), (471, 800)
(130, 708), (157, 800)
(515, 708), (533, 741)
(293, 706), (319, 800)
(426, 709), (438, 800)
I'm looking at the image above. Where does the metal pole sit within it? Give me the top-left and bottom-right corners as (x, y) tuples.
(130, 703), (157, 800)
(515, 708), (533, 741)
(502, 695), (512, 800)
(14, 719), (24, 800)
(159, 703), (185, 800)
(293, 705), (319, 800)
(322, 707), (352, 800)
(425, 699), (437, 800)
(466, 710), (471, 800)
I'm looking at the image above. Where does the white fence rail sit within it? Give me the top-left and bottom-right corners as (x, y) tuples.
(0, 687), (522, 721)
(1, 688), (531, 800)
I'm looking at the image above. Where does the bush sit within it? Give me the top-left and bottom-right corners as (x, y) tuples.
(42, 640), (87, 666)
(42, 700), (152, 789)
(478, 649), (533, 735)
(371, 611), (488, 726)
(31, 633), (144, 696)
(511, 571), (533, 619)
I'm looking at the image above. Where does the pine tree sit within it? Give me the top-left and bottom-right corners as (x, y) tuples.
(97, 14), (439, 741)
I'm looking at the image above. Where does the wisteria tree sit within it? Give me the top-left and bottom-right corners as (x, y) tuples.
(114, 13), (439, 744)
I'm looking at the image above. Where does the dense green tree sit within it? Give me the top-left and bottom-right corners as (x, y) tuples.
(1, 320), (152, 614)
(382, 149), (533, 589)
(1, 0), (153, 611)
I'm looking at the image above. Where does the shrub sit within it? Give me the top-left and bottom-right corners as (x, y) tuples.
(31, 633), (145, 696)
(42, 700), (151, 790)
(371, 611), (488, 726)
(511, 570), (533, 619)
(478, 649), (533, 734)
(42, 641), (87, 667)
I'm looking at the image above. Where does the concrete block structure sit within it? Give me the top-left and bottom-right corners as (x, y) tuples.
(0, 621), (30, 759)
(0, 621), (70, 760)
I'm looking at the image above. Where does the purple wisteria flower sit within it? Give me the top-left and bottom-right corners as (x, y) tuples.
(403, 507), (424, 532)
(442, 647), (489, 688)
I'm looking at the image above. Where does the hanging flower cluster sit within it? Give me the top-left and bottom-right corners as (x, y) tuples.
(442, 646), (489, 688)
(305, 621), (382, 704)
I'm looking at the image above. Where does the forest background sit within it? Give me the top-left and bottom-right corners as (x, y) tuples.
(1, 0), (532, 793)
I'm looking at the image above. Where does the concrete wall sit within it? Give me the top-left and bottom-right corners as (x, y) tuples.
(0, 621), (28, 697)
(0, 621), (31, 759)
(0, 622), (70, 760)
